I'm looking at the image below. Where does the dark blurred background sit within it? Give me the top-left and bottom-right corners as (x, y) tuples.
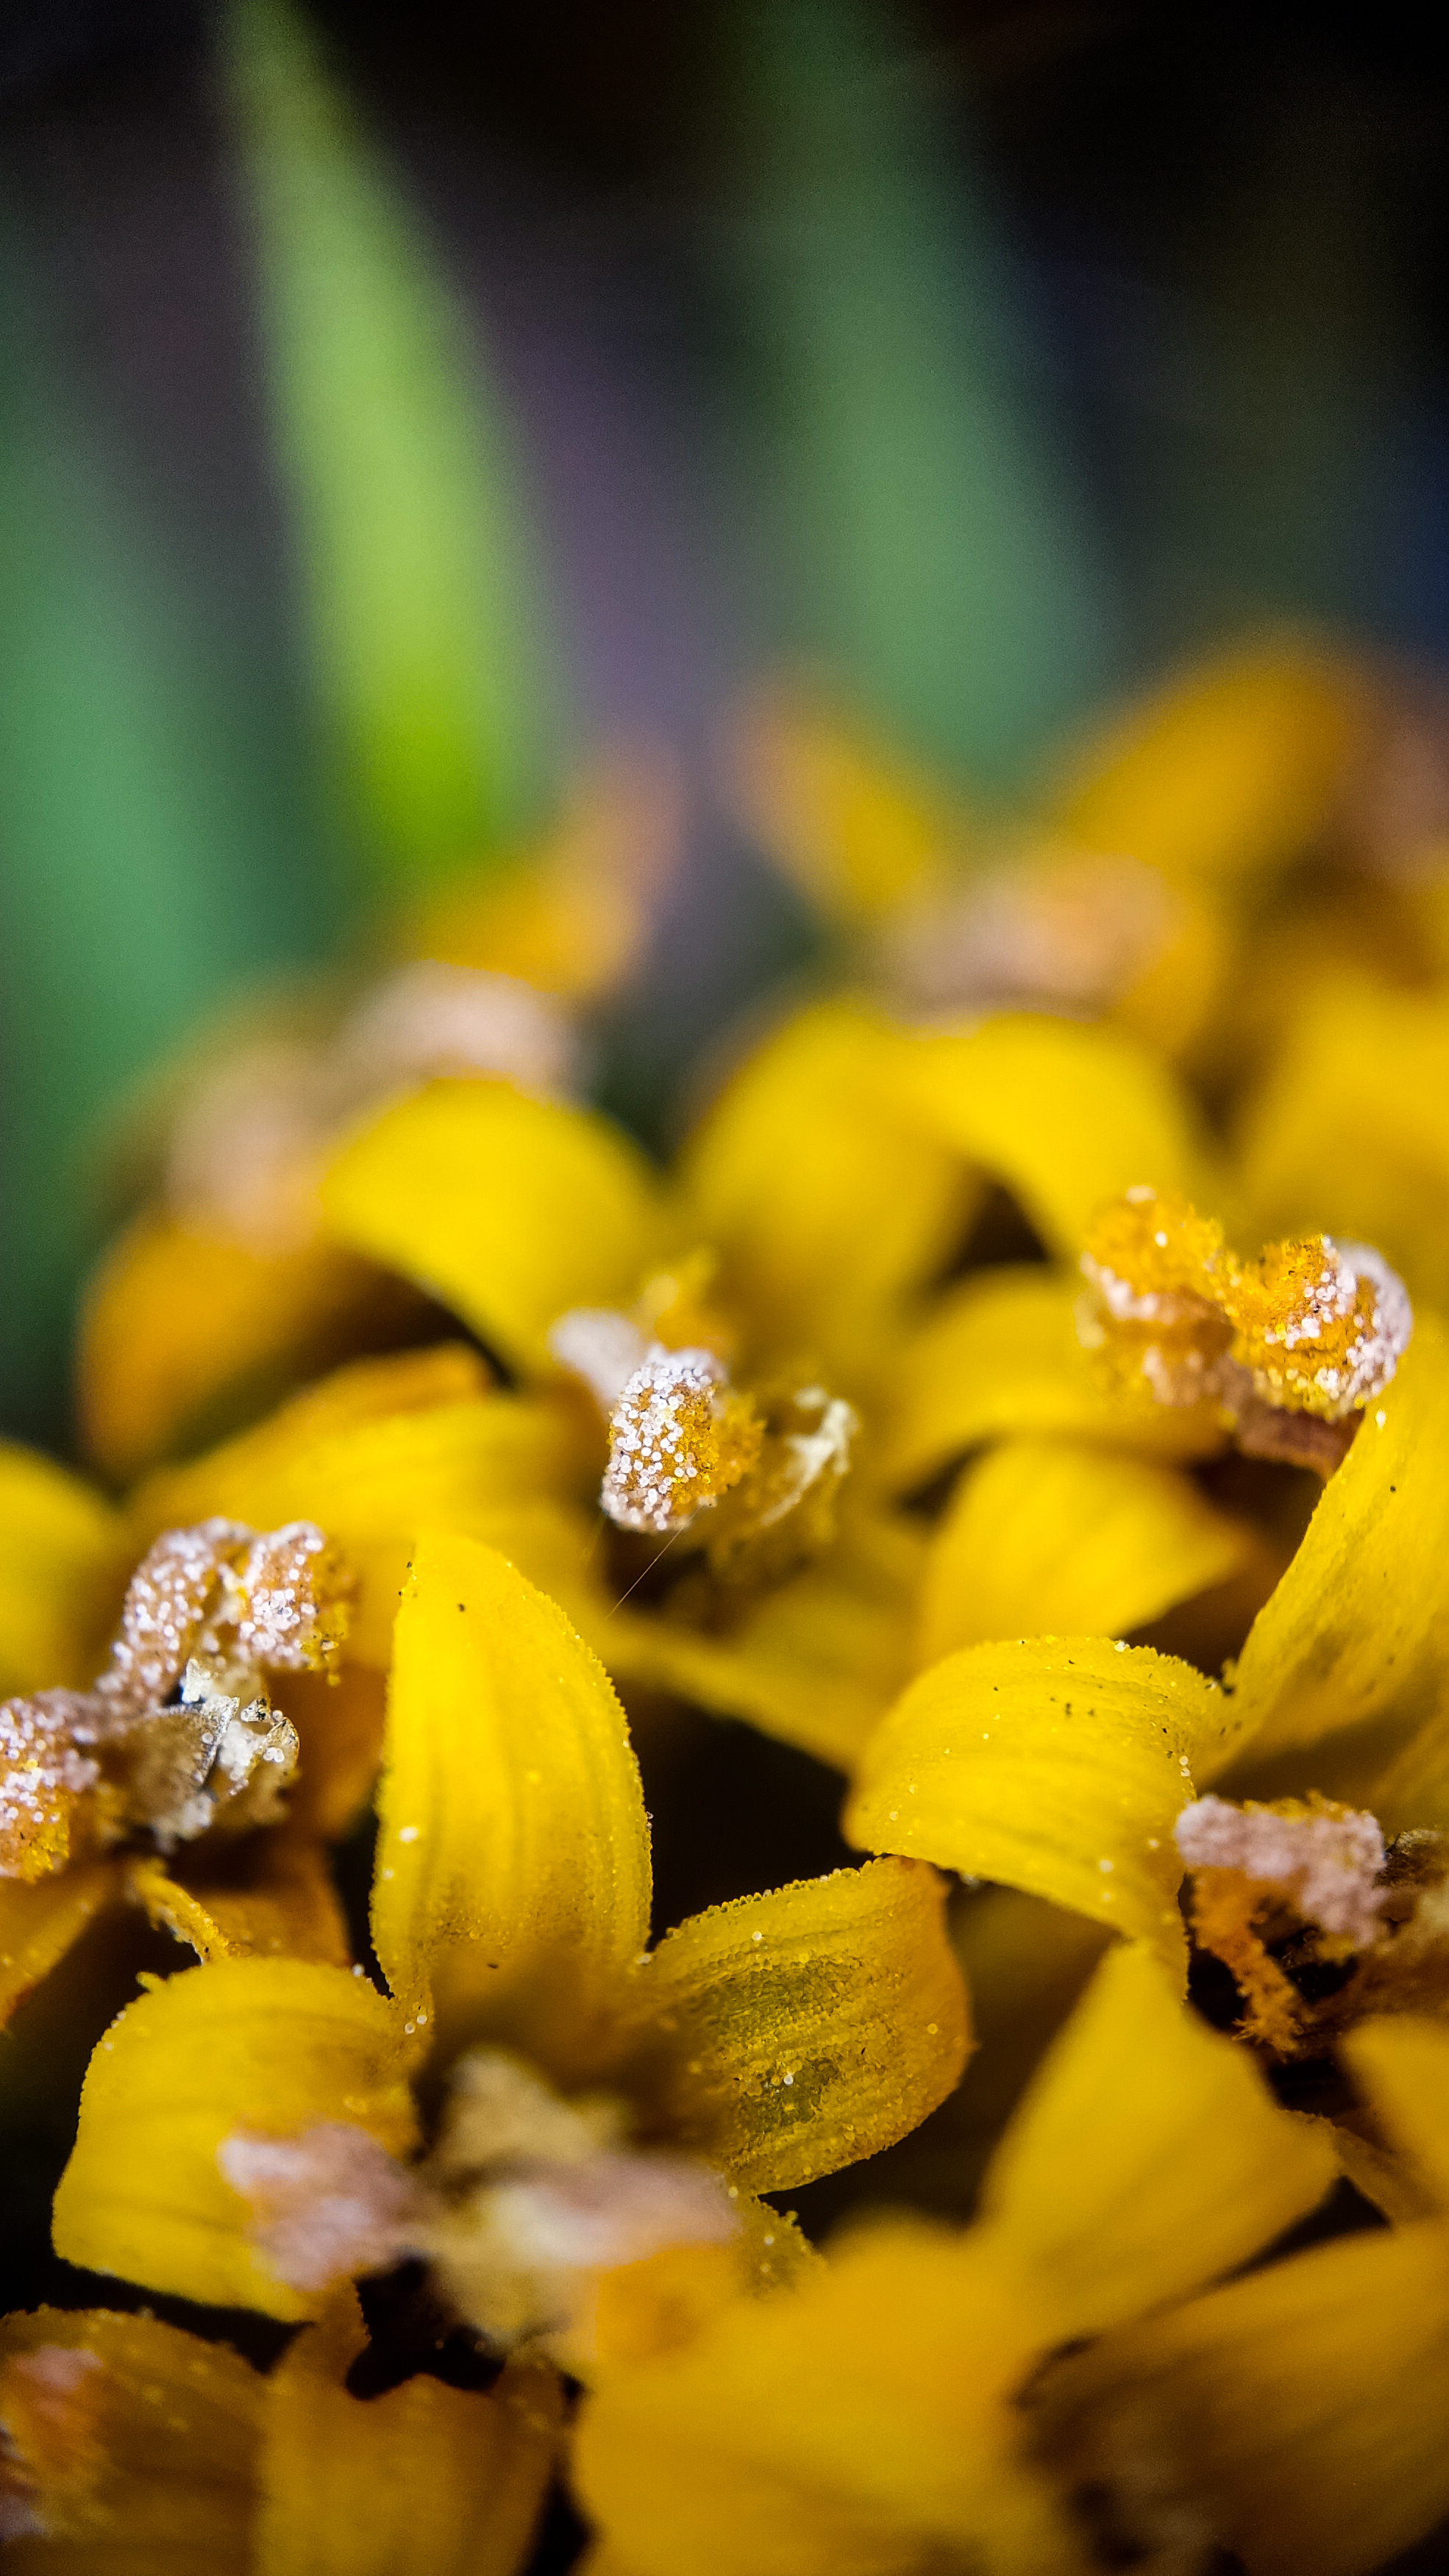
(3, 0), (1449, 1446)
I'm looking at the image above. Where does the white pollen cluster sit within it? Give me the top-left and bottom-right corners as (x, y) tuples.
(1298, 1240), (1414, 1416)
(601, 1345), (731, 1535)
(1175, 1794), (1387, 1948)
(0, 1694), (102, 1880)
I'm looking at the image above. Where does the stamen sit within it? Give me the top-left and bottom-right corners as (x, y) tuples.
(601, 1346), (763, 1537)
(1080, 1189), (1412, 1459)
(0, 1519), (352, 1880)
(705, 1386), (858, 1583)
(218, 2123), (424, 2293)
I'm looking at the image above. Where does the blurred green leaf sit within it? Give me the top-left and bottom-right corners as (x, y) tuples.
(737, 0), (1120, 789)
(0, 253), (334, 1446)
(227, 0), (565, 882)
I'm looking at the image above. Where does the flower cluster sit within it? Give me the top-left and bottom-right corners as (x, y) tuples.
(7, 643), (1449, 2572)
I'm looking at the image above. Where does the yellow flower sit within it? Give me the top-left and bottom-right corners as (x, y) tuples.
(51, 1533), (967, 2363)
(307, 994), (1225, 1772)
(76, 757), (678, 1484)
(847, 1298), (1449, 2025)
(572, 1942), (1335, 2576)
(725, 640), (1371, 1068)
(0, 1502), (363, 2031)
(0, 2286), (559, 2573)
(1034, 2013), (1449, 2576)
(0, 1334), (609, 2022)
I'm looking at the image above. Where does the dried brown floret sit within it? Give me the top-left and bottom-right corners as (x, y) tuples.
(1175, 1793), (1388, 2052)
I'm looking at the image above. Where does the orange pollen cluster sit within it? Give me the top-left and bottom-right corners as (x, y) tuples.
(1079, 1186), (1412, 1430)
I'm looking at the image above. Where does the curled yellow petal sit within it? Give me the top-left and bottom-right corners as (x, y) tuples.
(681, 1003), (974, 1380)
(981, 1944), (1335, 2338)
(129, 1830), (352, 1969)
(372, 1533), (650, 2061)
(321, 1079), (663, 1375)
(1342, 2016), (1449, 2213)
(52, 1959), (417, 2319)
(1220, 1311), (1449, 1779)
(1237, 972), (1449, 1309)
(636, 1856), (969, 2194)
(0, 2305), (263, 2564)
(916, 1437), (1251, 1666)
(1040, 2221), (1449, 2576)
(0, 1445), (127, 1696)
(877, 1266), (1222, 1496)
(407, 751), (680, 999)
(574, 2222), (1076, 2576)
(724, 685), (958, 921)
(888, 1011), (1217, 1260)
(255, 2287), (560, 2576)
(76, 1212), (418, 1482)
(847, 1637), (1226, 1973)
(1053, 640), (1364, 885)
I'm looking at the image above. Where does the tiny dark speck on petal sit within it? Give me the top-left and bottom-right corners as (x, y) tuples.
(458, 1603), (466, 1611)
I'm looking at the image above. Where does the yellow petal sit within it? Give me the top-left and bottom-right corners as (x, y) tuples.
(0, 1446), (127, 1696)
(574, 2221), (1082, 2576)
(636, 1857), (969, 2194)
(268, 1665), (389, 1844)
(76, 1212), (421, 1482)
(52, 1959), (417, 2319)
(1220, 1311), (1449, 1780)
(980, 1944), (1335, 2337)
(0, 2305), (263, 2567)
(0, 1860), (122, 2030)
(916, 1437), (1252, 1666)
(680, 1003), (975, 1380)
(321, 1080), (663, 1375)
(131, 1345), (594, 1669)
(1053, 640), (1364, 885)
(609, 1513), (924, 1774)
(406, 752), (679, 999)
(1041, 2220), (1449, 2576)
(372, 1533), (650, 2064)
(129, 1830), (352, 1969)
(846, 1637), (1226, 1973)
(1342, 2016), (1449, 2213)
(1236, 971), (1449, 1308)
(724, 686), (958, 921)
(877, 1266), (1223, 1496)
(888, 1011), (1218, 1259)
(255, 2286), (560, 2576)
